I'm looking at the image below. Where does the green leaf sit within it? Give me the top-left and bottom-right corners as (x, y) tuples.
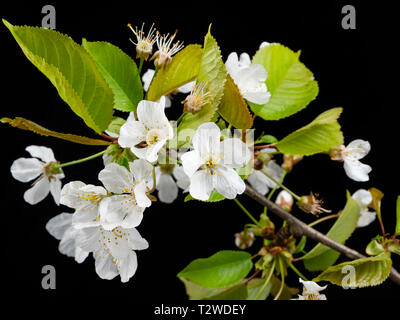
(303, 193), (360, 271)
(207, 282), (248, 300)
(179, 278), (248, 300)
(369, 187), (384, 225)
(396, 195), (400, 234)
(255, 134), (278, 144)
(249, 43), (318, 120)
(313, 252), (392, 288)
(147, 44), (203, 101)
(177, 250), (253, 288)
(218, 75), (253, 129)
(1, 117), (110, 146)
(269, 275), (299, 300)
(184, 190), (225, 203)
(275, 107), (344, 156)
(294, 236), (307, 254)
(366, 239), (385, 256)
(246, 278), (271, 300)
(106, 116), (126, 135)
(82, 40), (143, 112)
(3, 20), (114, 133)
(177, 27), (227, 147)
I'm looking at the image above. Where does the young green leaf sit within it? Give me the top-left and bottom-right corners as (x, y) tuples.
(275, 107), (344, 156)
(177, 250), (253, 288)
(82, 40), (143, 112)
(147, 44), (203, 101)
(217, 75), (253, 129)
(1, 117), (110, 146)
(3, 20), (114, 133)
(303, 193), (360, 271)
(369, 187), (384, 227)
(313, 252), (392, 288)
(249, 43), (318, 120)
(106, 116), (126, 135)
(177, 27), (227, 147)
(255, 135), (278, 144)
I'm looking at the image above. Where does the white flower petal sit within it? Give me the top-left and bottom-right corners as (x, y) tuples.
(75, 247), (89, 264)
(76, 227), (101, 252)
(118, 251), (138, 283)
(220, 138), (251, 168)
(118, 120), (147, 149)
(128, 228), (149, 250)
(172, 166), (190, 191)
(276, 190), (293, 206)
(247, 170), (270, 195)
(192, 122), (221, 159)
(46, 212), (73, 240)
(137, 97), (168, 127)
(157, 173), (178, 203)
(239, 53), (251, 67)
(225, 52), (240, 76)
(145, 138), (168, 163)
(11, 157), (43, 182)
(178, 80), (196, 93)
(23, 177), (50, 205)
(134, 182), (152, 208)
(243, 90), (271, 105)
(352, 189), (372, 209)
(94, 254), (119, 280)
(49, 178), (62, 205)
(25, 145), (56, 163)
(130, 159), (154, 182)
(357, 210), (377, 228)
(142, 69), (155, 91)
(99, 163), (134, 194)
(299, 278), (327, 292)
(189, 170), (215, 201)
(345, 139), (370, 161)
(99, 195), (144, 230)
(343, 159), (372, 182)
(264, 161), (283, 188)
(181, 150), (204, 178)
(215, 166), (246, 199)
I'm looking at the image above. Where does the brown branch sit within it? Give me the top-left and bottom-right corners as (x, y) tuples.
(244, 184), (400, 286)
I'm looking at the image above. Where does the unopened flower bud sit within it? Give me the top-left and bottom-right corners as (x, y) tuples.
(275, 190), (294, 212)
(281, 154), (303, 172)
(234, 230), (255, 250)
(297, 192), (331, 216)
(253, 157), (264, 170)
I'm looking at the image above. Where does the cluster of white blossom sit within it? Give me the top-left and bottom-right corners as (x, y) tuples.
(9, 37), (375, 291)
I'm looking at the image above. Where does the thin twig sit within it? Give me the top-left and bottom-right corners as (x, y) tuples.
(244, 184), (400, 286)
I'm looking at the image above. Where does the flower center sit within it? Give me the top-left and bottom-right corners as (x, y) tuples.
(203, 153), (221, 175)
(146, 129), (163, 146)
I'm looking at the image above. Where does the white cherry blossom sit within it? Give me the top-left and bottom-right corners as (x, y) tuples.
(275, 190), (294, 211)
(46, 212), (89, 263)
(247, 160), (283, 195)
(225, 52), (271, 105)
(352, 189), (376, 228)
(60, 181), (108, 229)
(76, 224), (148, 283)
(10, 145), (64, 205)
(118, 97), (173, 163)
(332, 139), (371, 182)
(155, 165), (190, 203)
(98, 160), (153, 230)
(181, 122), (251, 201)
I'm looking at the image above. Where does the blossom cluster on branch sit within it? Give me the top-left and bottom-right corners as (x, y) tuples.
(3, 19), (399, 299)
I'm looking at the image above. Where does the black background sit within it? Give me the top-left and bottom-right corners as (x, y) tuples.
(1, 0), (399, 306)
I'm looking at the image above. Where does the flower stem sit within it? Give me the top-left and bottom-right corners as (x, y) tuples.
(233, 198), (259, 225)
(55, 150), (107, 169)
(138, 57), (144, 75)
(260, 169), (300, 201)
(308, 213), (340, 228)
(255, 259), (276, 300)
(287, 260), (308, 281)
(176, 113), (186, 125)
(273, 257), (285, 300)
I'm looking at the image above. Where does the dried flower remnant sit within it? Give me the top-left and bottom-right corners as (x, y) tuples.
(127, 22), (157, 60)
(297, 192), (331, 216)
(182, 82), (214, 114)
(151, 31), (184, 67)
